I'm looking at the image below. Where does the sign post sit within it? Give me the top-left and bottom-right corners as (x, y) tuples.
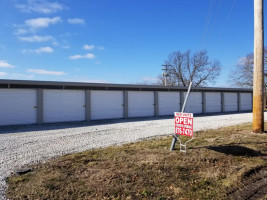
(170, 82), (193, 152)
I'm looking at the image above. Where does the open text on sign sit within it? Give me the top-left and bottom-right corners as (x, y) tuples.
(175, 112), (193, 137)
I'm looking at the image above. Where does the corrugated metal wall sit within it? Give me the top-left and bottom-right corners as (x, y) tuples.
(0, 87), (253, 126)
(224, 93), (238, 112)
(128, 91), (154, 117)
(0, 89), (37, 126)
(91, 91), (123, 120)
(158, 92), (180, 116)
(184, 92), (202, 114)
(43, 90), (86, 123)
(206, 92), (221, 113)
(240, 93), (252, 111)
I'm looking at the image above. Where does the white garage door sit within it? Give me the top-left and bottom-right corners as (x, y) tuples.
(206, 92), (221, 113)
(240, 93), (252, 111)
(184, 92), (202, 114)
(128, 91), (154, 117)
(0, 89), (37, 126)
(224, 93), (238, 112)
(43, 90), (85, 123)
(91, 91), (123, 120)
(158, 92), (180, 116)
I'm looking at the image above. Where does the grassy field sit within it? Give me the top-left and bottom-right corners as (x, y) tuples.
(6, 123), (267, 200)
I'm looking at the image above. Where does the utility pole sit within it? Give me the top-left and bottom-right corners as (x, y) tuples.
(161, 64), (171, 86)
(253, 0), (264, 133)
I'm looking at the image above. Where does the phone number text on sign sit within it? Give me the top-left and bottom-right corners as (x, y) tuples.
(174, 112), (193, 137)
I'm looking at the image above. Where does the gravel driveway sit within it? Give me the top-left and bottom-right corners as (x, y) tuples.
(0, 112), (265, 199)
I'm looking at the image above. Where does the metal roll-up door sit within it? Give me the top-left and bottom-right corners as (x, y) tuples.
(224, 93), (238, 112)
(43, 90), (85, 123)
(206, 92), (221, 113)
(158, 92), (180, 116)
(240, 93), (252, 111)
(0, 89), (37, 126)
(184, 92), (202, 114)
(128, 91), (154, 117)
(91, 91), (123, 120)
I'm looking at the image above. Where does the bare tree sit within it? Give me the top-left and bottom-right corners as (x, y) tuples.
(161, 50), (221, 87)
(156, 74), (177, 86)
(156, 74), (165, 85)
(231, 48), (267, 88)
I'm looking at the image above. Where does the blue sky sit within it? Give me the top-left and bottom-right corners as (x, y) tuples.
(0, 0), (266, 87)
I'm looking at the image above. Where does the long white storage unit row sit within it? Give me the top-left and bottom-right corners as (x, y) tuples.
(0, 88), (252, 126)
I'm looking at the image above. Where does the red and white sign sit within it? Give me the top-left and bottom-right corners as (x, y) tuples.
(175, 112), (193, 137)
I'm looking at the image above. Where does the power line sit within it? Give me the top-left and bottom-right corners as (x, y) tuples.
(218, 0), (237, 43)
(205, 0), (223, 49)
(200, 0), (216, 50)
(200, 0), (213, 49)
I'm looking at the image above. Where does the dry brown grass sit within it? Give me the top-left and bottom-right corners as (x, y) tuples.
(6, 123), (267, 200)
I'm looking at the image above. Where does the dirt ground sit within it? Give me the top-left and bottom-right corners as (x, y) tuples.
(2, 112), (261, 200)
(6, 123), (267, 200)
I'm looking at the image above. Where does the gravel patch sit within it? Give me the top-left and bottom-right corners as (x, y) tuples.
(0, 112), (264, 199)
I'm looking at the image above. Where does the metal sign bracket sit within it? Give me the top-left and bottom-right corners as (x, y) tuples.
(177, 136), (194, 153)
(170, 82), (193, 152)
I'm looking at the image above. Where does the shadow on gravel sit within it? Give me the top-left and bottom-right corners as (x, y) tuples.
(0, 112), (253, 135)
(0, 116), (172, 134)
(207, 145), (263, 157)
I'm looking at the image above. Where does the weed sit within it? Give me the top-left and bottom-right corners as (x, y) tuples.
(6, 123), (267, 200)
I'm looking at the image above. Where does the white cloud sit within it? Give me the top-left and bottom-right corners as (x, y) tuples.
(0, 72), (7, 76)
(62, 45), (70, 49)
(52, 41), (59, 46)
(140, 76), (159, 84)
(35, 46), (54, 53)
(83, 44), (95, 50)
(25, 17), (62, 29)
(18, 35), (54, 42)
(84, 54), (95, 59)
(67, 18), (85, 25)
(69, 55), (83, 60)
(83, 45), (104, 50)
(22, 46), (54, 54)
(66, 78), (109, 83)
(16, 1), (66, 14)
(69, 53), (95, 60)
(27, 69), (66, 75)
(11, 73), (34, 79)
(0, 60), (15, 68)
(14, 28), (28, 35)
